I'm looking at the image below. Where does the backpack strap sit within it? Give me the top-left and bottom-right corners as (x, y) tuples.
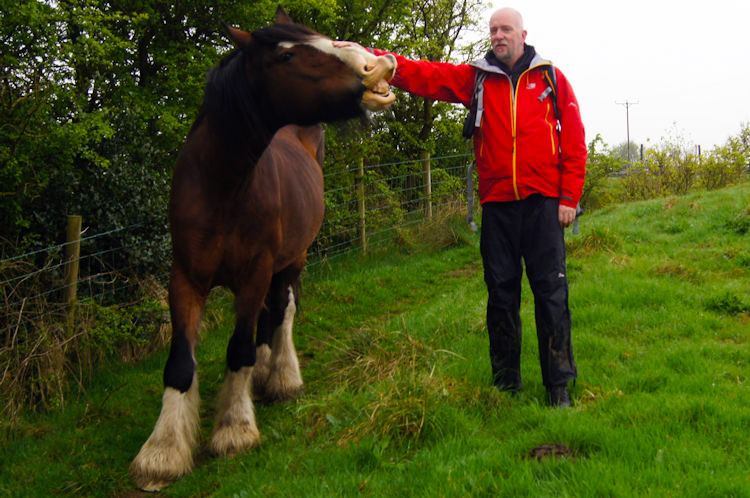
(540, 65), (561, 142)
(540, 65), (584, 232)
(473, 71), (488, 128)
(463, 70), (486, 228)
(462, 70), (488, 139)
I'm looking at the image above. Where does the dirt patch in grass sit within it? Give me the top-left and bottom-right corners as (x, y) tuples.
(527, 443), (576, 462)
(447, 264), (480, 279)
(663, 196), (679, 210)
(650, 262), (702, 283)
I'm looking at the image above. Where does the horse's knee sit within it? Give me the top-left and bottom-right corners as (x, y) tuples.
(164, 333), (195, 392)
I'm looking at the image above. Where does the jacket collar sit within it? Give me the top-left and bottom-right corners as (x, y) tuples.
(470, 45), (551, 75)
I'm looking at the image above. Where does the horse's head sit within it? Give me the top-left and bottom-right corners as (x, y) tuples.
(224, 6), (396, 129)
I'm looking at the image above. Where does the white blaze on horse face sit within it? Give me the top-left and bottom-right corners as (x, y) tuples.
(279, 37), (397, 110)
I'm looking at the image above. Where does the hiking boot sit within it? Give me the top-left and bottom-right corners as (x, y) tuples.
(492, 373), (521, 393)
(494, 381), (522, 393)
(548, 384), (572, 408)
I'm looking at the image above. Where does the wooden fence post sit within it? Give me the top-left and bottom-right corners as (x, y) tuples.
(358, 156), (367, 254)
(64, 215), (82, 327)
(421, 150), (432, 219)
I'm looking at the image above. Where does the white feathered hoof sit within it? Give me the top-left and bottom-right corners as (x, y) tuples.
(209, 366), (261, 456)
(265, 363), (304, 402)
(209, 417), (261, 457)
(130, 380), (200, 491)
(264, 287), (304, 402)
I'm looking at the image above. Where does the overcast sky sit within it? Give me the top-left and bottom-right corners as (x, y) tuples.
(476, 0), (750, 151)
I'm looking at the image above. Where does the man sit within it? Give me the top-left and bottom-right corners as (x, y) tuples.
(342, 8), (586, 406)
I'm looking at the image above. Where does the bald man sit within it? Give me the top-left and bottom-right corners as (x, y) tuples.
(353, 8), (586, 407)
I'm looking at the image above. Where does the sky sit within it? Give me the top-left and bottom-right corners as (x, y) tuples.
(475, 0), (750, 151)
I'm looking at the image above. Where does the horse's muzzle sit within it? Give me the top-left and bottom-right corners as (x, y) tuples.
(361, 54), (397, 111)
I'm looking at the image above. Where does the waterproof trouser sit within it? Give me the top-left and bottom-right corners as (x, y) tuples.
(480, 195), (577, 389)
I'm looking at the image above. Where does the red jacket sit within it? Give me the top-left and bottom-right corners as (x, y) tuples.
(375, 49), (587, 208)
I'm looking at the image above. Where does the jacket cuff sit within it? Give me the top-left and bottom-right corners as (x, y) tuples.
(559, 196), (577, 209)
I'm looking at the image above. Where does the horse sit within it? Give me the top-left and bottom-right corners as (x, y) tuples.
(129, 7), (396, 491)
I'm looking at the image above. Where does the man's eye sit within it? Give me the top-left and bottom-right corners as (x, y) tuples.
(281, 52), (295, 62)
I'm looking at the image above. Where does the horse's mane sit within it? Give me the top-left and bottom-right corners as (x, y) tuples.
(251, 22), (319, 46)
(189, 22), (322, 161)
(192, 50), (264, 155)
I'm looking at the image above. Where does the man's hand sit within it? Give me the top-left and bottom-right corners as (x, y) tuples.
(559, 204), (576, 228)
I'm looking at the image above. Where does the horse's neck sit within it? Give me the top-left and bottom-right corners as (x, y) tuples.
(183, 119), (274, 194)
(212, 115), (276, 166)
(199, 53), (279, 172)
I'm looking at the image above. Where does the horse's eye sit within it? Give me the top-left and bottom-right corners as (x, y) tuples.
(281, 52), (295, 62)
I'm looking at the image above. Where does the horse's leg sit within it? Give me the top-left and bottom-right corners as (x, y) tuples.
(252, 305), (273, 400)
(209, 263), (272, 456)
(262, 263), (305, 401)
(130, 267), (205, 491)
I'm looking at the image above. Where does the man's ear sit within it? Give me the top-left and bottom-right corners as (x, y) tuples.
(222, 22), (253, 49)
(275, 5), (294, 24)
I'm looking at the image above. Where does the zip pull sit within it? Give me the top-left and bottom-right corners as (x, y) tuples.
(538, 86), (552, 102)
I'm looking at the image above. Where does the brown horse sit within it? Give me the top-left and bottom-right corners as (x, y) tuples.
(129, 7), (396, 491)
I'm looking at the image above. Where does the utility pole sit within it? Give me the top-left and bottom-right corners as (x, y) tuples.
(616, 100), (639, 162)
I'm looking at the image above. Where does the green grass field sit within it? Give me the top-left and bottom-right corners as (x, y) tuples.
(2, 184), (749, 497)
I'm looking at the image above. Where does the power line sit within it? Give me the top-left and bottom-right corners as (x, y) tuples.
(616, 100), (639, 162)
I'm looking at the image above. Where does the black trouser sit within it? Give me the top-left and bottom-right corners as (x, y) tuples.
(480, 195), (577, 389)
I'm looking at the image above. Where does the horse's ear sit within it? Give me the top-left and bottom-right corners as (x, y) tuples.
(275, 5), (294, 24)
(222, 22), (253, 49)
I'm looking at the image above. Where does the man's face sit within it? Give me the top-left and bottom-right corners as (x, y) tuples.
(489, 10), (527, 67)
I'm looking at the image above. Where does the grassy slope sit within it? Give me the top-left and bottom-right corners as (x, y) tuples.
(1, 184), (749, 497)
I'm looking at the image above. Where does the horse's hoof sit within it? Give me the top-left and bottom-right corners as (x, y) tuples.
(130, 443), (193, 492)
(132, 476), (173, 493)
(264, 374), (304, 402)
(130, 384), (199, 491)
(209, 421), (261, 456)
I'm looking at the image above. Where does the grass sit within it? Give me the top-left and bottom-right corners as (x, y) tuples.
(2, 184), (750, 496)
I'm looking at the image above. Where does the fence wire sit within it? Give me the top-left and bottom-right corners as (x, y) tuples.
(1, 152), (475, 338)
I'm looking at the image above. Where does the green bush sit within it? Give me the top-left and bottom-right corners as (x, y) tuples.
(87, 298), (168, 358)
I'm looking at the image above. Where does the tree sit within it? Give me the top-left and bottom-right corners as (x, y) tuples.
(612, 140), (641, 163)
(579, 135), (625, 210)
(0, 1), (251, 269)
(369, 0), (486, 216)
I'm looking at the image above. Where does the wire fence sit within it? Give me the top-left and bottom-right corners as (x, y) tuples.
(1, 152), (475, 339)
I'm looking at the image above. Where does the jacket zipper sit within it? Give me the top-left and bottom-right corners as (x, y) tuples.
(546, 103), (556, 156)
(511, 65), (552, 200)
(510, 75), (520, 200)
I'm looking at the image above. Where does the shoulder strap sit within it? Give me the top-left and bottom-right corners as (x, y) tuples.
(540, 65), (562, 155)
(472, 71), (488, 128)
(541, 65), (583, 225)
(542, 65), (560, 123)
(462, 69), (488, 140)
